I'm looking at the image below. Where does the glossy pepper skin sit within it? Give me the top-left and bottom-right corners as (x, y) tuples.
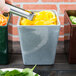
(70, 16), (76, 24)
(20, 11), (57, 26)
(0, 14), (9, 26)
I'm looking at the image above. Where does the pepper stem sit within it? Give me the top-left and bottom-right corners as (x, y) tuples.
(32, 65), (37, 71)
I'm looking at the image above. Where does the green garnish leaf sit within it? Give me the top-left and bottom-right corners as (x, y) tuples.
(22, 65), (37, 76)
(32, 65), (37, 71)
(0, 70), (3, 74)
(22, 68), (33, 76)
(0, 65), (39, 76)
(70, 16), (76, 24)
(5, 70), (20, 76)
(15, 72), (28, 76)
(0, 71), (9, 76)
(35, 74), (39, 76)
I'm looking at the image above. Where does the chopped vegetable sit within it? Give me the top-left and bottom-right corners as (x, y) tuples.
(0, 14), (9, 26)
(20, 11), (57, 26)
(22, 65), (36, 76)
(35, 74), (39, 76)
(0, 65), (39, 76)
(5, 70), (20, 76)
(70, 16), (76, 24)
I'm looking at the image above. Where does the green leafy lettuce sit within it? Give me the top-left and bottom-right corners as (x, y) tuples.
(0, 65), (39, 76)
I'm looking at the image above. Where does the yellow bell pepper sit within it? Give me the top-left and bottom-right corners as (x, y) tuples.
(20, 11), (57, 26)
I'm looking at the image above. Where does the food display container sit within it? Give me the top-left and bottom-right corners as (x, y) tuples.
(0, 13), (11, 64)
(64, 10), (76, 64)
(18, 10), (60, 65)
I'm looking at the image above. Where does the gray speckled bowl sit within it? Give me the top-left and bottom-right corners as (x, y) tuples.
(18, 10), (60, 65)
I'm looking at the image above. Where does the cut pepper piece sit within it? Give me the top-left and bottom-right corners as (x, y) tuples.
(0, 14), (9, 26)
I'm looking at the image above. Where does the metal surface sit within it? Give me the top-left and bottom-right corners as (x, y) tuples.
(18, 10), (60, 65)
(6, 3), (34, 20)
